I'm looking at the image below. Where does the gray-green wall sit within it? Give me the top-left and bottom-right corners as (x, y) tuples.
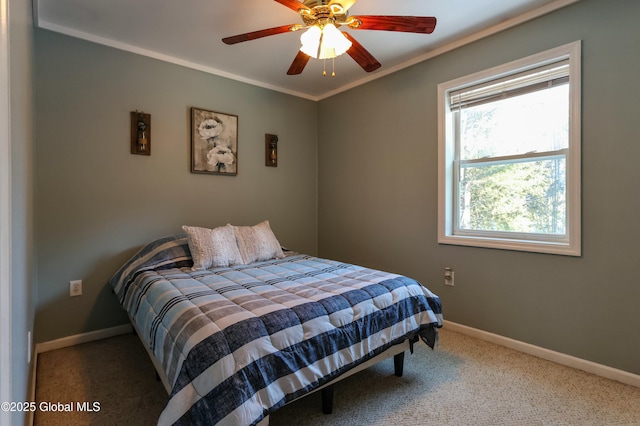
(34, 31), (318, 342)
(318, 0), (640, 375)
(33, 0), (639, 378)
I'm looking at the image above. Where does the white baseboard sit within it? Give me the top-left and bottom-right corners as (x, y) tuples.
(444, 321), (640, 388)
(35, 324), (133, 354)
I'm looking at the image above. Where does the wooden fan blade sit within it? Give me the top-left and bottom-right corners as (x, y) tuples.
(329, 0), (358, 12)
(350, 16), (437, 34)
(274, 0), (310, 13)
(343, 32), (381, 73)
(287, 51), (311, 75)
(222, 25), (296, 45)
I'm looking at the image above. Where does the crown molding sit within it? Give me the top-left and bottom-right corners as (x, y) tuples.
(34, 0), (581, 102)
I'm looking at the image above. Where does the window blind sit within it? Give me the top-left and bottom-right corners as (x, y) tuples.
(449, 60), (569, 110)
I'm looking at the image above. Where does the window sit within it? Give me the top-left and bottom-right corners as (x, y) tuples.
(438, 42), (581, 256)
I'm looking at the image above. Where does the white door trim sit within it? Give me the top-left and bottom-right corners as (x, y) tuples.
(0, 0), (13, 416)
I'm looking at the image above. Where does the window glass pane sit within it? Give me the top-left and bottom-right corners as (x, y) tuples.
(458, 157), (566, 234)
(459, 85), (569, 160)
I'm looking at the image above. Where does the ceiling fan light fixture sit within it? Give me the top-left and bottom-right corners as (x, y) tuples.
(223, 0), (437, 76)
(299, 23), (352, 60)
(322, 23), (352, 56)
(300, 25), (321, 57)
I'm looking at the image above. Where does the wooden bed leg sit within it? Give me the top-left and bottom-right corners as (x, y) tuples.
(394, 352), (405, 377)
(321, 385), (334, 414)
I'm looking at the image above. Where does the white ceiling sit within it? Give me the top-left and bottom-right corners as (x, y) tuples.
(34, 0), (578, 101)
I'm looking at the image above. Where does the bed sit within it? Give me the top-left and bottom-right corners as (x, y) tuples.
(109, 222), (443, 425)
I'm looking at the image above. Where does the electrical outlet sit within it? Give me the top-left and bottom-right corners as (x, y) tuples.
(70, 280), (82, 297)
(444, 267), (454, 286)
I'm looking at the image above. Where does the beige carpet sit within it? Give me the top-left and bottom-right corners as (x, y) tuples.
(35, 328), (640, 425)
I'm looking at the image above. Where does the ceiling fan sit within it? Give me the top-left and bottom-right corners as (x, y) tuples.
(222, 0), (437, 76)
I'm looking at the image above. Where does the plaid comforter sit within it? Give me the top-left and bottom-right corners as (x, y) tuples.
(109, 234), (443, 425)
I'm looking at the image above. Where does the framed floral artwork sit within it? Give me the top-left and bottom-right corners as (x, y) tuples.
(191, 107), (238, 175)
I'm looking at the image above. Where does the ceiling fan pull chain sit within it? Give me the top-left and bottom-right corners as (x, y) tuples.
(323, 58), (327, 76)
(332, 58), (336, 77)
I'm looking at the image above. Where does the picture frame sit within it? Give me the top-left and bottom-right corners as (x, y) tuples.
(191, 107), (238, 175)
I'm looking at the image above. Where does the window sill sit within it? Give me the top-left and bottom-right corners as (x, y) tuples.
(438, 234), (581, 256)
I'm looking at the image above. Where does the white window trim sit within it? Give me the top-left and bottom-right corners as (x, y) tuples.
(437, 41), (581, 256)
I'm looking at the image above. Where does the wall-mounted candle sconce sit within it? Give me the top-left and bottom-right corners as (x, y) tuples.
(131, 111), (151, 155)
(265, 134), (278, 167)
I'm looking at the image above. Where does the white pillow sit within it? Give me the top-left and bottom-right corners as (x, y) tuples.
(232, 220), (284, 264)
(182, 225), (243, 270)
